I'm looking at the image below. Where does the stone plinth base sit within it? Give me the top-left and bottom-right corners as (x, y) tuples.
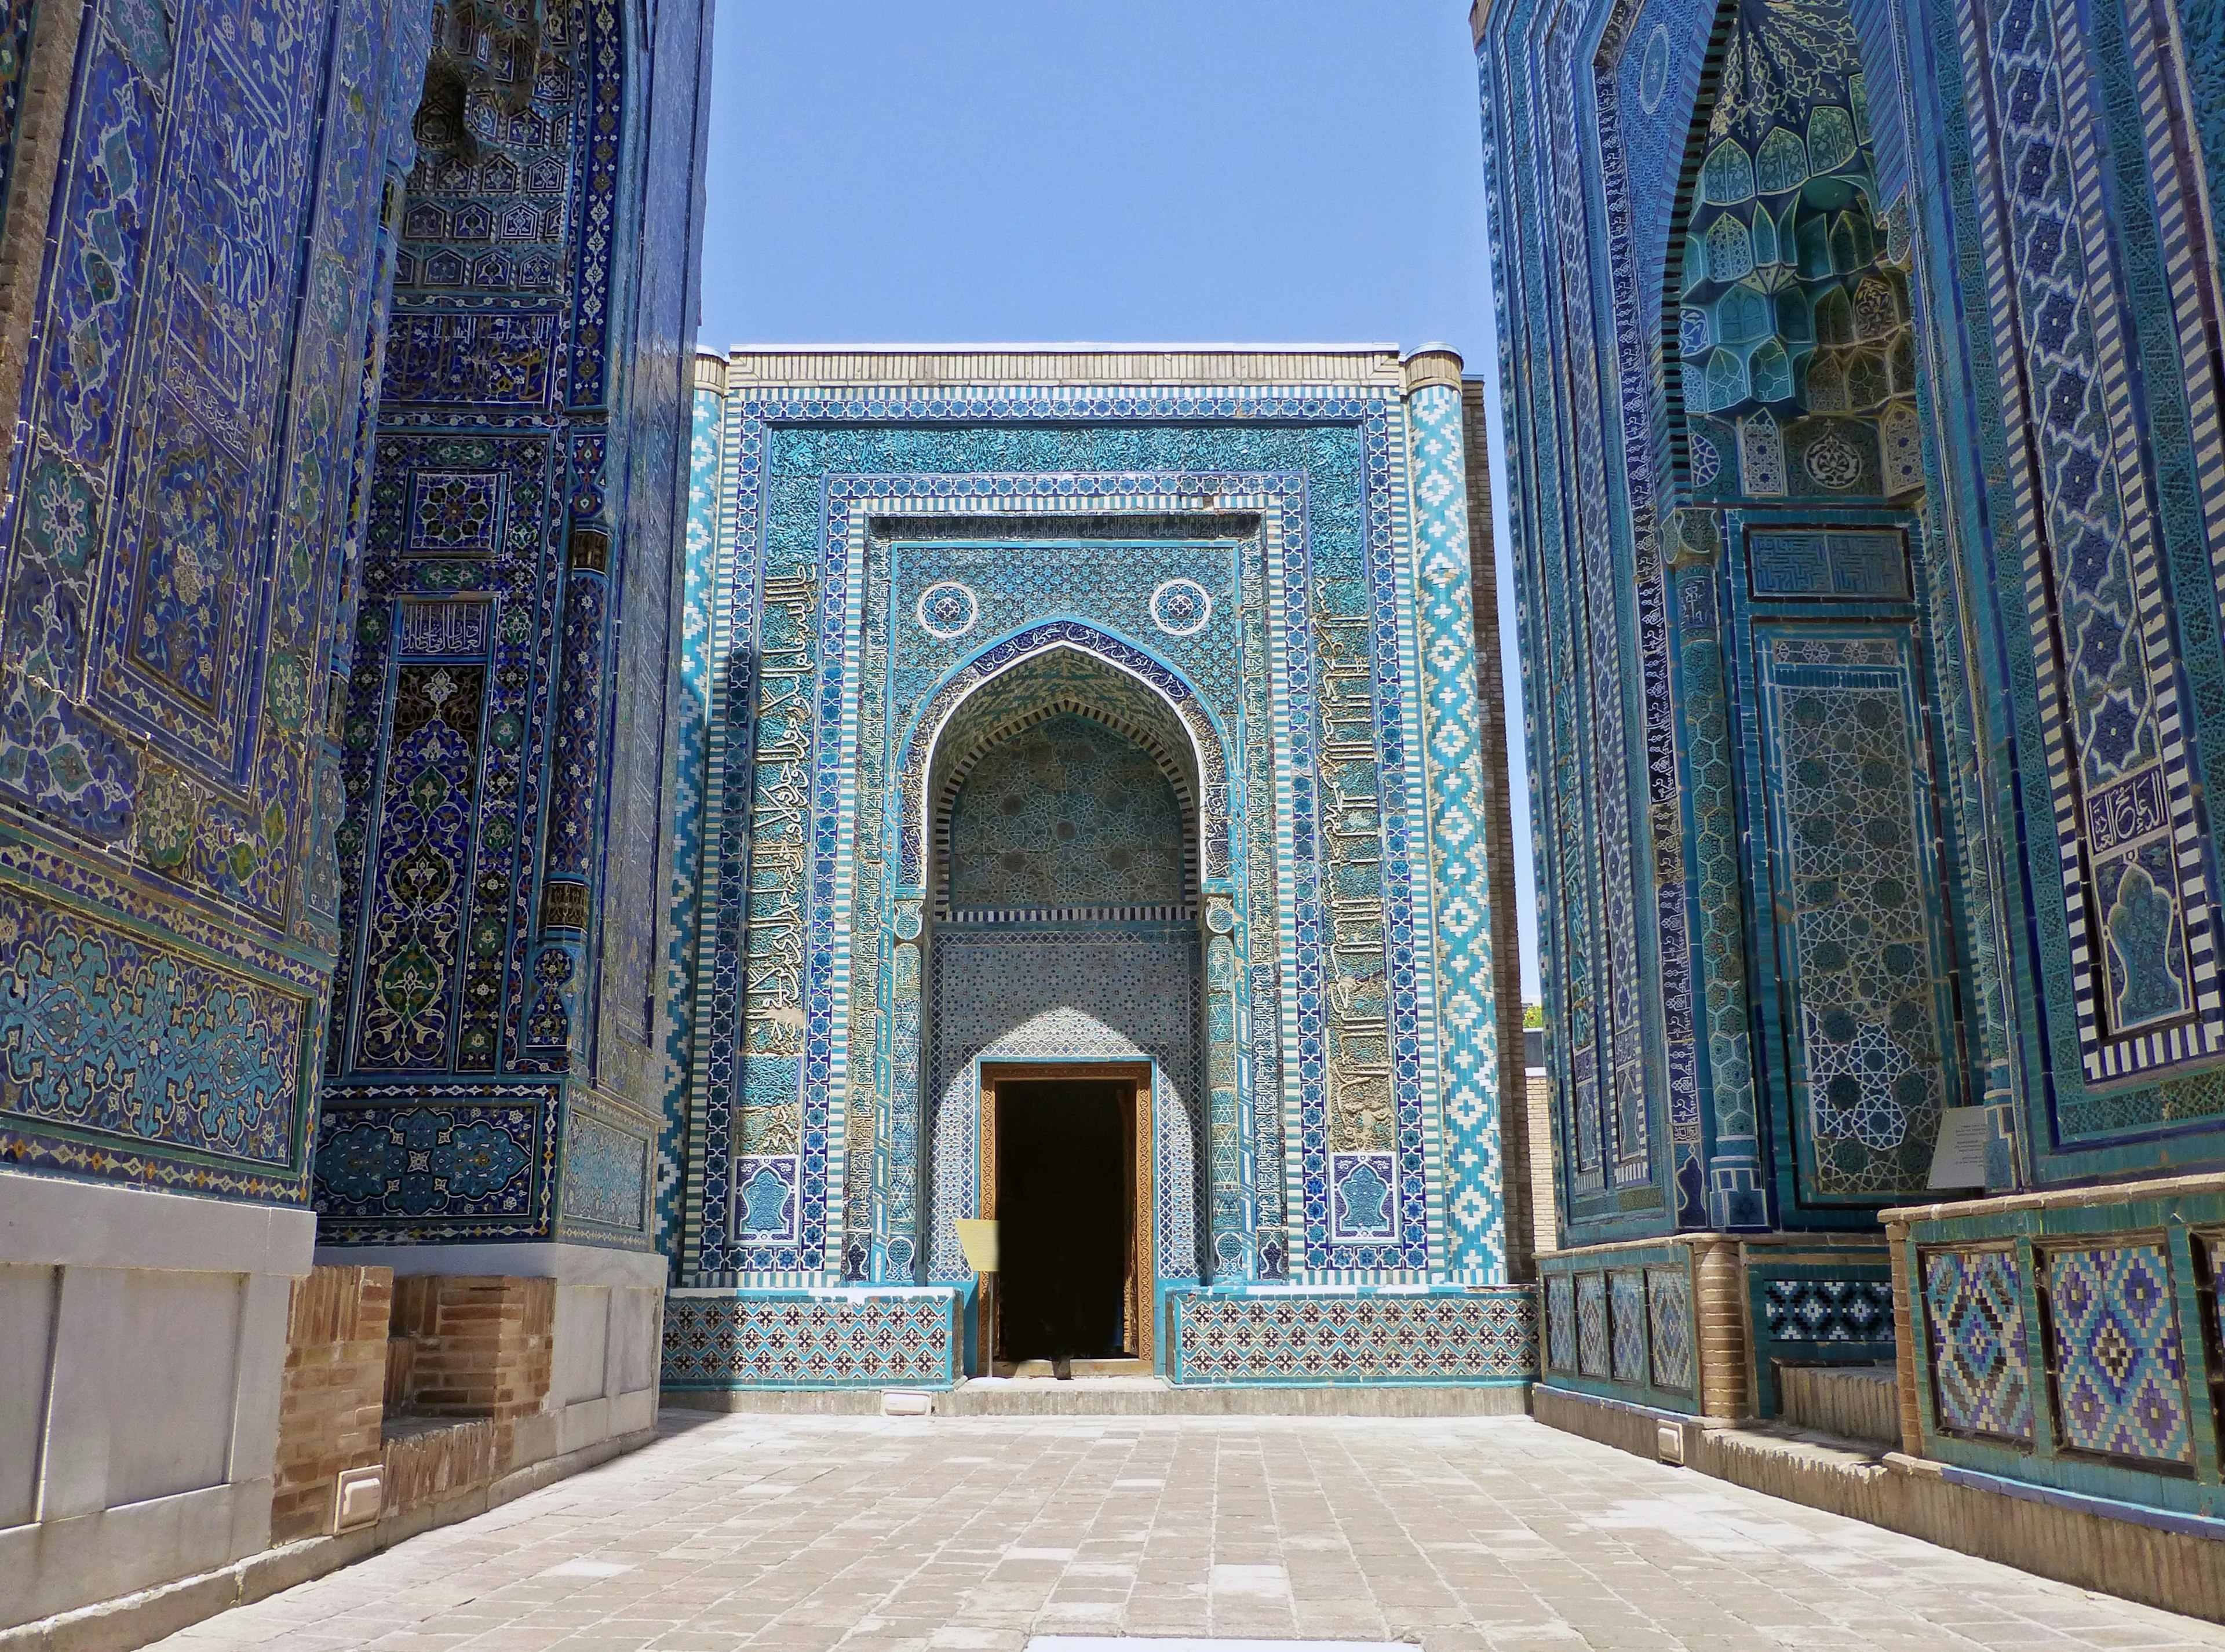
(1537, 1384), (2225, 1624)
(0, 1171), (314, 1632)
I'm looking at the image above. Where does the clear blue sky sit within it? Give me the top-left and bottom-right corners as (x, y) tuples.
(701, 1), (1541, 1004)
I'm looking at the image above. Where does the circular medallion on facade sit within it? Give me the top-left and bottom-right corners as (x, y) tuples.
(1206, 900), (1236, 935)
(1803, 427), (1864, 490)
(916, 581), (979, 640)
(893, 906), (923, 941)
(1150, 577), (1213, 637)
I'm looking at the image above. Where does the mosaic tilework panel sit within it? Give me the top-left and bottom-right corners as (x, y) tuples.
(946, 713), (1186, 916)
(0, 878), (312, 1199)
(1608, 1269), (1647, 1383)
(1576, 1272), (1608, 1377)
(1647, 1265), (1694, 1392)
(331, 433), (561, 1084)
(661, 1292), (958, 1388)
(1764, 1278), (1896, 1343)
(0, 0), (428, 1201)
(561, 1114), (649, 1233)
(311, 1086), (557, 1243)
(1168, 1290), (1536, 1384)
(1963, 0), (2225, 1090)
(679, 398), (1440, 1283)
(928, 930), (1199, 1283)
(1755, 629), (1953, 1201)
(1406, 385), (1505, 1276)
(2042, 1243), (2195, 1466)
(659, 384), (723, 1261)
(1546, 1273), (1577, 1373)
(1923, 1248), (2033, 1441)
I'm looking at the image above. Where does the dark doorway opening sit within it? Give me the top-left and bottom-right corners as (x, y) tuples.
(994, 1078), (1130, 1362)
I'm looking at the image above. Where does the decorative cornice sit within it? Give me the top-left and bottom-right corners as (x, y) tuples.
(1400, 347), (1465, 394)
(706, 346), (1407, 390)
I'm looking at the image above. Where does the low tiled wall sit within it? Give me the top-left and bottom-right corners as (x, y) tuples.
(1537, 1233), (1892, 1420)
(1166, 1286), (1535, 1385)
(1887, 1172), (2225, 1519)
(661, 1288), (962, 1390)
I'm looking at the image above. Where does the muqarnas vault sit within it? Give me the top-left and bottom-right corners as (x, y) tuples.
(662, 347), (1534, 1388)
(1479, 0), (2225, 1523)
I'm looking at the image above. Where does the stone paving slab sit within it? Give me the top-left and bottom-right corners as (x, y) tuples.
(149, 1412), (2225, 1652)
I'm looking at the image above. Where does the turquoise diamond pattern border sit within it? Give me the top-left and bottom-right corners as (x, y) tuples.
(1406, 384), (1504, 1278)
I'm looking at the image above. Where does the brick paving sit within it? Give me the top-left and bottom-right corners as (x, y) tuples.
(155, 1411), (2225, 1652)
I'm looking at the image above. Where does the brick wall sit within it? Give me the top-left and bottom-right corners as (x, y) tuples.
(271, 1266), (393, 1543)
(388, 1274), (554, 1460)
(1462, 378), (1534, 1285)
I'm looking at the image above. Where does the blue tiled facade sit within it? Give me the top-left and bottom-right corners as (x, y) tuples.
(0, 0), (713, 1245)
(1480, 0), (2225, 1513)
(662, 350), (1533, 1387)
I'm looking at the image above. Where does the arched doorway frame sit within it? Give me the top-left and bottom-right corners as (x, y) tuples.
(880, 622), (1242, 1301)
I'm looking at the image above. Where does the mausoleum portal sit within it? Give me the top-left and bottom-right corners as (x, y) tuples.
(661, 346), (1535, 1390)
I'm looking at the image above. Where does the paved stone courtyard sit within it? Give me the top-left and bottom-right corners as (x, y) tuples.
(155, 1412), (2225, 1652)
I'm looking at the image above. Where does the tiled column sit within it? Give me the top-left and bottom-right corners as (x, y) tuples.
(1206, 923), (1247, 1277)
(1403, 352), (1507, 1279)
(877, 925), (925, 1281)
(1691, 1236), (1753, 1420)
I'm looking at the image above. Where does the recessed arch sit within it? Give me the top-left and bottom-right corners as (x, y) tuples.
(895, 621), (1232, 895)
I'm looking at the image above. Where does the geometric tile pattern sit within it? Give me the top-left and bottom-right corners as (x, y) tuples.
(0, 0), (429, 1204)
(1967, 0), (2223, 1088)
(1547, 1274), (1577, 1373)
(1755, 630), (1953, 1201)
(661, 1292), (958, 1389)
(1609, 1269), (1647, 1384)
(658, 382), (725, 1264)
(1169, 1290), (1536, 1384)
(2042, 1243), (2194, 1466)
(1576, 1272), (1609, 1378)
(676, 374), (1481, 1286)
(946, 713), (1186, 914)
(1406, 384), (1505, 1277)
(927, 929), (1201, 1283)
(1764, 1277), (1896, 1343)
(1647, 1264), (1694, 1392)
(1922, 1248), (2033, 1441)
(562, 1115), (650, 1232)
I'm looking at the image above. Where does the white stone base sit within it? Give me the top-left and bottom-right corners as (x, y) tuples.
(0, 1169), (314, 1630)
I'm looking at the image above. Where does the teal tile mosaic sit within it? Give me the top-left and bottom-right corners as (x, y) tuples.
(1609, 1269), (1647, 1384)
(1647, 1265), (1694, 1392)
(1923, 1248), (2033, 1442)
(1169, 1289), (1535, 1385)
(2042, 1242), (2195, 1468)
(662, 1292), (958, 1389)
(1546, 1273), (1577, 1373)
(1577, 1272), (1609, 1378)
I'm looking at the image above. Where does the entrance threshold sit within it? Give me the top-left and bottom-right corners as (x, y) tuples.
(995, 1356), (1153, 1379)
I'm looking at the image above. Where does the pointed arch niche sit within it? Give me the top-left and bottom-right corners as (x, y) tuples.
(892, 636), (1234, 1301)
